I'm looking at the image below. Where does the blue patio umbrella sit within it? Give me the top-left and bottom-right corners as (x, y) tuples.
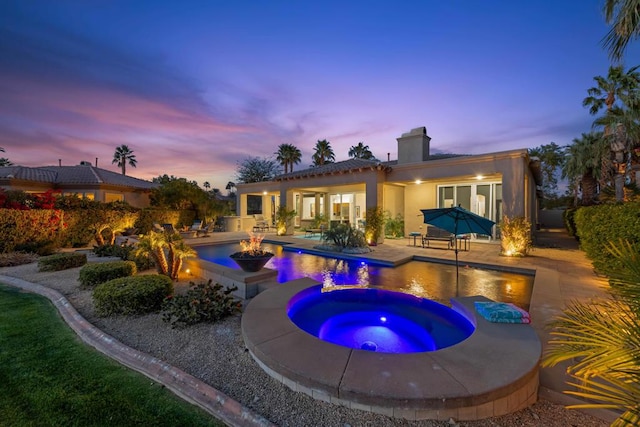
(420, 206), (496, 285)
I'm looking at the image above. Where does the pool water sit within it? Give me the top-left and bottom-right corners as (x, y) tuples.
(194, 242), (534, 309)
(288, 285), (476, 353)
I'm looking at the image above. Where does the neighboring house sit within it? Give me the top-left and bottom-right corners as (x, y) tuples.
(235, 126), (542, 240)
(0, 162), (158, 208)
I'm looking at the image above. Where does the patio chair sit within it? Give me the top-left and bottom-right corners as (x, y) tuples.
(189, 220), (203, 231)
(254, 214), (270, 232)
(197, 219), (221, 237)
(153, 223), (165, 233)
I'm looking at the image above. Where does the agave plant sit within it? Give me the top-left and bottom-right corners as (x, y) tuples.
(542, 240), (640, 426)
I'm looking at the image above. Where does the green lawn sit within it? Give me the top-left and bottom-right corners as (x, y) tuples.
(0, 284), (224, 426)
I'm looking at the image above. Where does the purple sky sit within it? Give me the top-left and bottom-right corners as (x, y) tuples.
(1, 1), (638, 190)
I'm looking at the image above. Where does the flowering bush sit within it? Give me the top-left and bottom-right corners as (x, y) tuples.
(0, 209), (65, 254)
(500, 216), (532, 256)
(161, 280), (241, 328)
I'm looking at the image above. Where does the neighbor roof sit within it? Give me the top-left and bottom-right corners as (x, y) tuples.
(0, 165), (158, 190)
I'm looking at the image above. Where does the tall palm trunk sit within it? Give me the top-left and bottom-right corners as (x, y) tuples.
(154, 247), (169, 275)
(581, 172), (598, 206)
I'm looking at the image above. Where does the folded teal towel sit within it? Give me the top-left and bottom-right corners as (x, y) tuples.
(474, 302), (531, 324)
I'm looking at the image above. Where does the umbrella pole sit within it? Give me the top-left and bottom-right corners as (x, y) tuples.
(455, 247), (459, 294)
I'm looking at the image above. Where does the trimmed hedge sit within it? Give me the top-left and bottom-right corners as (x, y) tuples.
(574, 202), (640, 275)
(563, 208), (578, 238)
(93, 275), (173, 316)
(134, 209), (196, 235)
(0, 209), (64, 254)
(79, 261), (137, 288)
(38, 252), (87, 272)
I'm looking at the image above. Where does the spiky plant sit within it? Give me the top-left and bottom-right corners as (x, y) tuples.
(542, 240), (640, 426)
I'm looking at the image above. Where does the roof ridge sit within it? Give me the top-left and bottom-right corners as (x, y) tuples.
(87, 165), (104, 184)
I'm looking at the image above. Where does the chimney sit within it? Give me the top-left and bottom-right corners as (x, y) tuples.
(396, 126), (431, 165)
(58, 159), (62, 167)
(387, 152), (390, 162)
(95, 157), (98, 167)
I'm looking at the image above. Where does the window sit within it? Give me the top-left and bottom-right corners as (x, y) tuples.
(247, 195), (262, 215)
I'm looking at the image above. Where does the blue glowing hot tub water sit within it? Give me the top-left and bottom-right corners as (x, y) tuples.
(287, 285), (475, 353)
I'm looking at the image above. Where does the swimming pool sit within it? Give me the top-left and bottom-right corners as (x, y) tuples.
(195, 242), (534, 309)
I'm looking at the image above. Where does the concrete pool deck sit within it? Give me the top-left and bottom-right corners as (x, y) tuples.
(185, 227), (614, 421)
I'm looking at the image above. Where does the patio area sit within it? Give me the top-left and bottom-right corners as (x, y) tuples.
(183, 227), (612, 420)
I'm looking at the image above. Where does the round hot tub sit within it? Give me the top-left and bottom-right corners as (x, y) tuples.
(241, 279), (541, 421)
(287, 285), (475, 353)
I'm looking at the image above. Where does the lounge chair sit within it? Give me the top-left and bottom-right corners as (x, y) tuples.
(197, 220), (221, 237)
(153, 223), (165, 233)
(189, 220), (203, 231)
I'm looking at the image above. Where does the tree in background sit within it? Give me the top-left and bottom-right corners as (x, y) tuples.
(0, 147), (13, 167)
(348, 142), (377, 160)
(151, 175), (230, 222)
(528, 142), (566, 206)
(112, 144), (137, 175)
(226, 181), (236, 196)
(203, 181), (211, 191)
(311, 139), (335, 166)
(583, 65), (640, 201)
(235, 157), (280, 183)
(562, 132), (608, 206)
(275, 143), (302, 174)
(602, 0), (640, 61)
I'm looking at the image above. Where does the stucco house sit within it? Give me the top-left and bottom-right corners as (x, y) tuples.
(234, 126), (541, 241)
(0, 162), (158, 208)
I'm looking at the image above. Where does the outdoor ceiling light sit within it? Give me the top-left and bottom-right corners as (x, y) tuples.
(415, 179), (422, 184)
(476, 175), (484, 180)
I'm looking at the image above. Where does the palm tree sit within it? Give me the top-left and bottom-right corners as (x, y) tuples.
(583, 65), (640, 201)
(226, 181), (236, 195)
(169, 240), (196, 280)
(134, 231), (169, 275)
(203, 181), (211, 191)
(562, 132), (607, 206)
(0, 147), (13, 167)
(275, 143), (302, 174)
(348, 142), (377, 160)
(311, 139), (335, 166)
(602, 0), (640, 61)
(112, 144), (137, 175)
(542, 240), (640, 426)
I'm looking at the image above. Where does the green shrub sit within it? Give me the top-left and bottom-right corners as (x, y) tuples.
(500, 216), (533, 256)
(323, 224), (367, 249)
(93, 274), (173, 316)
(161, 280), (241, 328)
(38, 252), (87, 272)
(574, 203), (640, 275)
(134, 209), (192, 235)
(384, 211), (405, 238)
(0, 252), (38, 267)
(563, 207), (579, 238)
(79, 261), (137, 288)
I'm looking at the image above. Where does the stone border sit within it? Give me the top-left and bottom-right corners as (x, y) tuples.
(242, 278), (541, 421)
(0, 275), (275, 427)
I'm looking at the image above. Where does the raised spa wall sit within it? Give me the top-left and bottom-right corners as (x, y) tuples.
(183, 258), (277, 300)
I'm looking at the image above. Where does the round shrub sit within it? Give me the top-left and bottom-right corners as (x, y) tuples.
(79, 261), (137, 288)
(38, 252), (87, 272)
(93, 275), (173, 316)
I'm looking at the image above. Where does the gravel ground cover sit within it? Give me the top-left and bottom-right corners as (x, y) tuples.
(0, 258), (609, 427)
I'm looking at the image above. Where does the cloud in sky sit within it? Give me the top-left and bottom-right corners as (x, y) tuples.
(1, 1), (638, 189)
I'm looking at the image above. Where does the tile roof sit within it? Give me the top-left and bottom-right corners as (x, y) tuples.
(272, 154), (468, 181)
(274, 158), (390, 181)
(0, 165), (157, 189)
